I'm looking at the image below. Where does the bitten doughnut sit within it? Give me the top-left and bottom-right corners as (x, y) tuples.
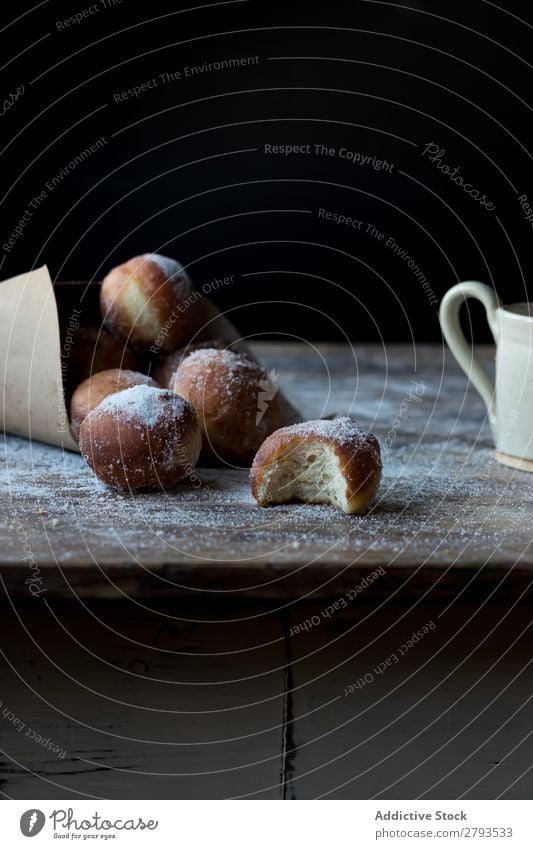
(79, 385), (201, 491)
(172, 348), (299, 465)
(251, 417), (382, 513)
(153, 338), (234, 389)
(70, 368), (158, 442)
(62, 326), (138, 392)
(100, 253), (199, 353)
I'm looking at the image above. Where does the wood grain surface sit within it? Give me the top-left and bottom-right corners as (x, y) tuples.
(1, 343), (532, 599)
(0, 600), (286, 799)
(2, 597), (532, 799)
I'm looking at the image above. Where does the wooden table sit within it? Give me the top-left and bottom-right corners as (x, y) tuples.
(1, 343), (532, 799)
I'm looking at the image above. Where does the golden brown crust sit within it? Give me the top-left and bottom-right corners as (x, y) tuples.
(79, 385), (201, 491)
(70, 368), (158, 442)
(100, 254), (200, 353)
(251, 417), (382, 513)
(152, 338), (235, 388)
(172, 348), (297, 466)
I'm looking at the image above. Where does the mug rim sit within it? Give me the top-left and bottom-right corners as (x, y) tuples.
(497, 301), (533, 320)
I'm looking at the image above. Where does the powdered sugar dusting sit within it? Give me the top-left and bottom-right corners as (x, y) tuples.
(184, 348), (254, 370)
(3, 343), (533, 590)
(113, 370), (156, 385)
(287, 416), (365, 440)
(279, 417), (380, 456)
(142, 253), (189, 284)
(180, 349), (260, 398)
(2, 433), (532, 576)
(93, 384), (186, 427)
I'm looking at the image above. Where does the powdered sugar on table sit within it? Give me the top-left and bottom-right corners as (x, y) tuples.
(1, 343), (532, 598)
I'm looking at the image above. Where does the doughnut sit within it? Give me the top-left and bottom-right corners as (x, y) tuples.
(172, 348), (299, 465)
(62, 325), (138, 393)
(152, 338), (236, 388)
(79, 385), (201, 491)
(70, 368), (158, 442)
(251, 417), (382, 513)
(100, 253), (200, 353)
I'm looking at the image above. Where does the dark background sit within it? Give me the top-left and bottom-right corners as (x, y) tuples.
(1, 0), (532, 342)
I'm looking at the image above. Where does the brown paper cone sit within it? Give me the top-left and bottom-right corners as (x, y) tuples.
(0, 267), (298, 454)
(0, 265), (78, 452)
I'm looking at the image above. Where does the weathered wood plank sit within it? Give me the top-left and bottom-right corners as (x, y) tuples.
(0, 601), (285, 798)
(1, 344), (532, 598)
(286, 598), (533, 799)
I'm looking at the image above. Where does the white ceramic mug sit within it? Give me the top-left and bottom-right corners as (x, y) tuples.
(440, 281), (533, 471)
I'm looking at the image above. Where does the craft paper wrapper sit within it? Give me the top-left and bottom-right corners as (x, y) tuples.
(0, 265), (246, 453)
(0, 266), (78, 451)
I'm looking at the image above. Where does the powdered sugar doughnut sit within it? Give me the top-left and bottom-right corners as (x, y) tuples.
(79, 385), (201, 491)
(100, 254), (200, 353)
(172, 348), (299, 465)
(251, 417), (382, 513)
(70, 368), (158, 442)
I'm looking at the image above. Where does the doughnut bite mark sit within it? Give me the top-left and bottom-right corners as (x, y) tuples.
(70, 368), (158, 442)
(251, 417), (382, 514)
(172, 348), (298, 466)
(79, 385), (201, 491)
(100, 253), (199, 353)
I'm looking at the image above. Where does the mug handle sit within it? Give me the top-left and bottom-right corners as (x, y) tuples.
(439, 281), (501, 425)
